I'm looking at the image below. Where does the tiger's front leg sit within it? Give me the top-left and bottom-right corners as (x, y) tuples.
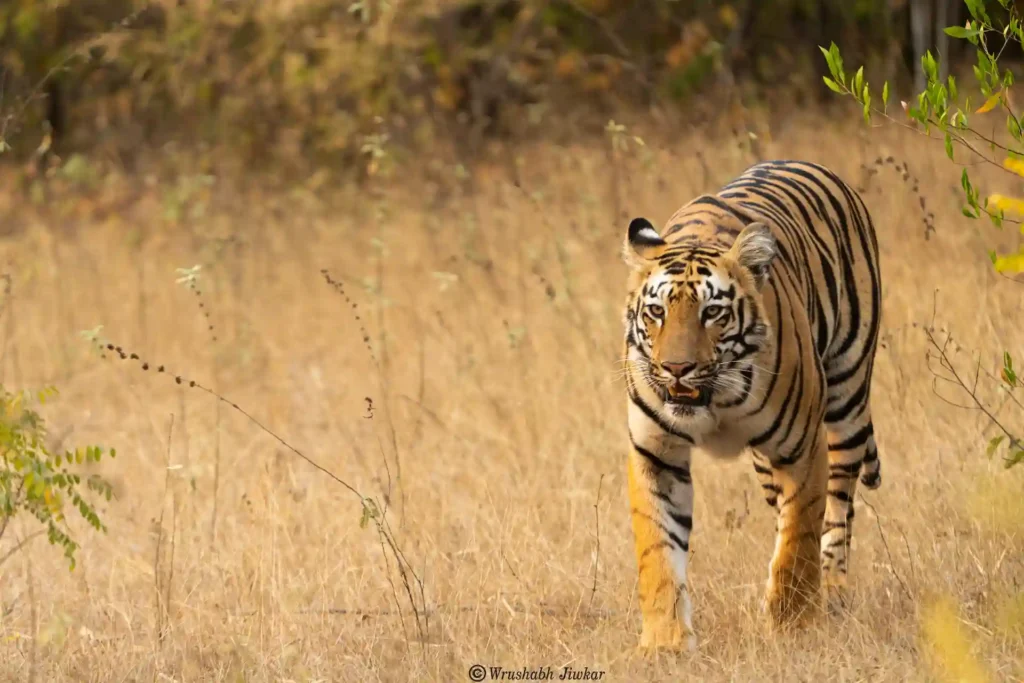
(628, 443), (696, 652)
(762, 427), (828, 627)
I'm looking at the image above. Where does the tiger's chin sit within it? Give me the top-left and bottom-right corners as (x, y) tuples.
(662, 395), (720, 439)
(663, 394), (712, 416)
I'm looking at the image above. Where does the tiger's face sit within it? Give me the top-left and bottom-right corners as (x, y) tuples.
(623, 217), (777, 415)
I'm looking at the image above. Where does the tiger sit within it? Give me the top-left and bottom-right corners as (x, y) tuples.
(621, 159), (883, 652)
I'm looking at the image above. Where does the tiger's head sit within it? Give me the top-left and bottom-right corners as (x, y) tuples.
(622, 216), (778, 415)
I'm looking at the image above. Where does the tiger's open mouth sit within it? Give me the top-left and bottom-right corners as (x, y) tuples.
(664, 382), (712, 408)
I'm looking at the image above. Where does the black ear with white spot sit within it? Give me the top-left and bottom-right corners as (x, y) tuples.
(729, 221), (777, 289)
(623, 217), (666, 266)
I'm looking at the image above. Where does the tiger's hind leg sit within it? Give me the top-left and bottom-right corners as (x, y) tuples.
(822, 398), (881, 614)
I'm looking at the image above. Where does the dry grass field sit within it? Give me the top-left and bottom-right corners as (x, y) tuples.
(0, 112), (1022, 682)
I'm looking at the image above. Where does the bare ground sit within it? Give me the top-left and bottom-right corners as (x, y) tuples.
(0, 112), (1022, 682)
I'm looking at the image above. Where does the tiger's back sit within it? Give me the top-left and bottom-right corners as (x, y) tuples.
(720, 160), (882, 416)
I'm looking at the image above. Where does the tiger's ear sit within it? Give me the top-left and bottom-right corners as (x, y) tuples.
(623, 217), (666, 268)
(728, 222), (777, 289)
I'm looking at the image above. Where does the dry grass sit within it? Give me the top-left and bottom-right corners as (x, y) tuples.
(0, 112), (1022, 682)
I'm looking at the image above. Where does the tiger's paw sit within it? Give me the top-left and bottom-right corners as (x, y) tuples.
(637, 618), (697, 656)
(763, 571), (821, 629)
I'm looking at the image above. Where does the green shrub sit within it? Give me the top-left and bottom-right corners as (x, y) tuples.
(0, 385), (115, 569)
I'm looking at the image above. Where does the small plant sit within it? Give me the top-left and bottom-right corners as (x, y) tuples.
(0, 385), (116, 569)
(174, 263), (222, 546)
(360, 125), (392, 178)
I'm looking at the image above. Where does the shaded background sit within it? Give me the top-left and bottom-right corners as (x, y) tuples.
(2, 0), (1017, 174)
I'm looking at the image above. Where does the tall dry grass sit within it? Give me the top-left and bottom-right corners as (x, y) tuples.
(0, 112), (1021, 682)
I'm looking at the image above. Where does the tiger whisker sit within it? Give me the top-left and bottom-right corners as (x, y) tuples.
(718, 360), (780, 377)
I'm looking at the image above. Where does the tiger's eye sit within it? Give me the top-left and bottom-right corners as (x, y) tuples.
(648, 304), (665, 318)
(704, 305), (723, 319)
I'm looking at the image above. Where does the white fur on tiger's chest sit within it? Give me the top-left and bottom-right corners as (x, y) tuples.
(694, 425), (753, 460)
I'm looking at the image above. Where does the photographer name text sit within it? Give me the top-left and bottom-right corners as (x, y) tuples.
(468, 665), (606, 681)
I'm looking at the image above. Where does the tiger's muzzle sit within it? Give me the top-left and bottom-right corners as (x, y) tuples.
(663, 378), (714, 408)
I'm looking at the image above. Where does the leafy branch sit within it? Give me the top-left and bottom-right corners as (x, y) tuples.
(924, 326), (1023, 469)
(821, 0), (1024, 275)
(0, 386), (116, 569)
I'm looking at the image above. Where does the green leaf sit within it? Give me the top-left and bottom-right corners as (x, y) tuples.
(359, 498), (379, 529)
(945, 134), (954, 160)
(922, 51), (938, 82)
(987, 436), (1005, 458)
(1009, 115), (1022, 141)
(882, 81), (889, 109)
(964, 0), (990, 24)
(823, 76), (843, 93)
(830, 42), (845, 81)
(854, 66), (864, 96)
(944, 26), (981, 40)
(819, 45), (836, 78)
(1004, 450), (1024, 469)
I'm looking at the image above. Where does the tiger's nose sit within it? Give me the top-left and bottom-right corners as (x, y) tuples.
(661, 361), (696, 378)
